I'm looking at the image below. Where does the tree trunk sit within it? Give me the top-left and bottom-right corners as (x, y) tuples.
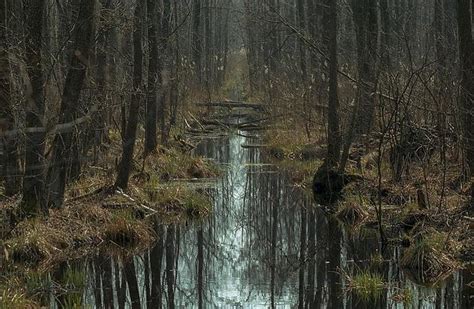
(379, 0), (391, 69)
(323, 0), (341, 166)
(45, 0), (96, 208)
(457, 0), (474, 177)
(160, 0), (172, 145)
(192, 0), (202, 83)
(296, 0), (307, 81)
(85, 0), (114, 160)
(115, 0), (144, 190)
(21, 0), (47, 217)
(351, 0), (379, 136)
(145, 0), (159, 155)
(0, 0), (20, 196)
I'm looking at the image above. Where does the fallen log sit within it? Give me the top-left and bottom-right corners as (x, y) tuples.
(195, 101), (265, 110)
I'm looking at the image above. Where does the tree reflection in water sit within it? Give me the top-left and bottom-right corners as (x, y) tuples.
(49, 132), (472, 308)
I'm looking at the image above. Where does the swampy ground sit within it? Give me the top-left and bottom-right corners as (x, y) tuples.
(1, 106), (473, 308)
(1, 58), (473, 308)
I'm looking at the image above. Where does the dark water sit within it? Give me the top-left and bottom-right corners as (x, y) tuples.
(47, 131), (473, 308)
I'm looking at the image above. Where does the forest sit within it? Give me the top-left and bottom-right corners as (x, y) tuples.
(0, 0), (473, 308)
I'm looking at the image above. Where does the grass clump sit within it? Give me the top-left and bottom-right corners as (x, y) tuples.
(275, 158), (322, 188)
(145, 147), (218, 181)
(263, 129), (325, 188)
(7, 219), (70, 266)
(346, 270), (385, 302)
(104, 209), (153, 246)
(0, 288), (37, 309)
(401, 229), (459, 284)
(152, 185), (212, 222)
(5, 203), (154, 267)
(59, 266), (87, 308)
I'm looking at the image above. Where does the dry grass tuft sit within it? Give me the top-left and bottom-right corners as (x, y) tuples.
(5, 203), (155, 268)
(401, 229), (460, 284)
(337, 202), (369, 225)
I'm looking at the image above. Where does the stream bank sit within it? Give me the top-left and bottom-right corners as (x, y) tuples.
(2, 108), (473, 308)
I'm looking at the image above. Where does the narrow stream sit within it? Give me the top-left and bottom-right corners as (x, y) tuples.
(48, 129), (473, 308)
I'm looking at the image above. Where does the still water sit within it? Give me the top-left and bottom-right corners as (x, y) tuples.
(49, 131), (473, 308)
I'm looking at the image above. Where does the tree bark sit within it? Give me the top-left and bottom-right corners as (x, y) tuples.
(21, 0), (47, 216)
(159, 0), (172, 145)
(192, 0), (202, 83)
(323, 0), (341, 166)
(115, 0), (144, 190)
(45, 0), (96, 208)
(351, 0), (379, 136)
(145, 0), (159, 155)
(379, 0), (391, 69)
(0, 0), (20, 196)
(296, 0), (307, 81)
(457, 0), (474, 177)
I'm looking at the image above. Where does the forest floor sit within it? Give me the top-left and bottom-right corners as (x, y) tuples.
(262, 119), (474, 285)
(0, 131), (219, 307)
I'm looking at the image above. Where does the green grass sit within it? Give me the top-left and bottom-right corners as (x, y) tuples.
(60, 266), (87, 309)
(349, 270), (385, 302)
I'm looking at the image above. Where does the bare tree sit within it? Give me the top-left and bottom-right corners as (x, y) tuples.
(145, 0), (159, 155)
(115, 0), (145, 190)
(457, 0), (474, 212)
(21, 0), (47, 216)
(350, 0), (378, 136)
(323, 0), (341, 166)
(192, 0), (203, 83)
(45, 0), (97, 208)
(0, 0), (20, 196)
(457, 0), (474, 178)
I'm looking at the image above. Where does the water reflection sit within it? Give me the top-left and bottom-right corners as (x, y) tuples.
(48, 132), (472, 308)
